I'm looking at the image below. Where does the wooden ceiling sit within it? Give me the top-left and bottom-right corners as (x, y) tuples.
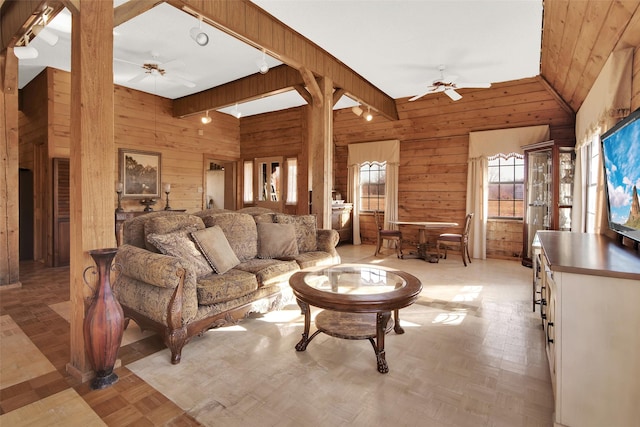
(541, 0), (640, 113)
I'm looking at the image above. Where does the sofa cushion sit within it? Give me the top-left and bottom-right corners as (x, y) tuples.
(278, 251), (336, 269)
(257, 223), (299, 259)
(196, 269), (259, 305)
(191, 226), (240, 274)
(200, 212), (258, 261)
(274, 214), (317, 253)
(235, 258), (300, 287)
(147, 230), (213, 278)
(144, 214), (205, 252)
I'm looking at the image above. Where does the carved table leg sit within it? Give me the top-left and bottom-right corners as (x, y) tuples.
(375, 311), (392, 373)
(393, 309), (405, 334)
(295, 299), (311, 351)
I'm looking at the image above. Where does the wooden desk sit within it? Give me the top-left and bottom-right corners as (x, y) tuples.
(388, 221), (458, 261)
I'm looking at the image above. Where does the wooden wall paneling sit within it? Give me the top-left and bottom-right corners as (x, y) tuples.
(331, 77), (574, 252)
(633, 46), (640, 111)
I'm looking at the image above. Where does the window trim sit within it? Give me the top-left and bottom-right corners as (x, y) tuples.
(487, 152), (524, 220)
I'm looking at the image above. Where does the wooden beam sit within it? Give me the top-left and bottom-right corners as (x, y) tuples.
(1, 48), (18, 94)
(114, 0), (164, 27)
(299, 67), (322, 108)
(293, 84), (312, 105)
(0, 50), (21, 288)
(1, 0), (44, 51)
(173, 0), (399, 121)
(538, 75), (575, 116)
(174, 64), (303, 117)
(332, 88), (346, 107)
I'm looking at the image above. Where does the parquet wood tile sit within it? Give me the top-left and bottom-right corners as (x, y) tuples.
(1, 248), (555, 426)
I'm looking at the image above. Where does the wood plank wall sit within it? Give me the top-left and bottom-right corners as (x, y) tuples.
(18, 68), (240, 260)
(39, 68), (240, 214)
(331, 77), (576, 258)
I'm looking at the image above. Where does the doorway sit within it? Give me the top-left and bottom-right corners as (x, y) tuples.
(19, 169), (34, 261)
(204, 158), (236, 210)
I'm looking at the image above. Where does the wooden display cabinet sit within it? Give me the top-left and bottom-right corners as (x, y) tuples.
(522, 140), (575, 266)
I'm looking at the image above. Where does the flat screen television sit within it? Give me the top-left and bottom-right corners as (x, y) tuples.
(600, 107), (640, 245)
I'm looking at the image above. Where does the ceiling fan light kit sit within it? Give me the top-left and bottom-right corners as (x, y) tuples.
(409, 64), (491, 102)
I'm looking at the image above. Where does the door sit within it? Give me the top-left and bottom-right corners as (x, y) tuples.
(254, 157), (284, 211)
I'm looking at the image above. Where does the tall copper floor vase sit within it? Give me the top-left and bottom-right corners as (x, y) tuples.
(83, 248), (124, 390)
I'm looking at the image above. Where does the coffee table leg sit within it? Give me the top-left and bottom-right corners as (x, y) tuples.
(295, 299), (312, 351)
(393, 309), (405, 334)
(375, 311), (391, 373)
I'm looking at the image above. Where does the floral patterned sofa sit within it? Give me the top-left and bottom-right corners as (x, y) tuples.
(113, 208), (340, 364)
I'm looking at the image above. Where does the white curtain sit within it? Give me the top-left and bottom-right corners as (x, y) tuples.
(467, 125), (550, 259)
(347, 140), (400, 245)
(572, 48), (633, 234)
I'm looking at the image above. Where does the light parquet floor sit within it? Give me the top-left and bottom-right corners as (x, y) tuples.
(0, 245), (553, 426)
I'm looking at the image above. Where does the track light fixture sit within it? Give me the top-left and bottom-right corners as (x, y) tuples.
(232, 104), (242, 119)
(32, 25), (59, 46)
(256, 50), (269, 74)
(201, 110), (212, 124)
(13, 37), (38, 59)
(364, 107), (373, 122)
(190, 16), (209, 46)
(351, 105), (363, 117)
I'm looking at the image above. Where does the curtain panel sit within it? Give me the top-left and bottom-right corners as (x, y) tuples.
(467, 125), (550, 259)
(572, 48), (633, 235)
(347, 140), (400, 245)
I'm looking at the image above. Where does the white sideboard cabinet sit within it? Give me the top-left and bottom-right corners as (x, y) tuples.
(537, 231), (640, 427)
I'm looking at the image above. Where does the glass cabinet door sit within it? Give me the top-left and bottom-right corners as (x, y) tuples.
(558, 149), (575, 231)
(525, 150), (552, 260)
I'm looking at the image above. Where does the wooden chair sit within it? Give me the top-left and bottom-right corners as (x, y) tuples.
(374, 211), (403, 258)
(436, 213), (473, 266)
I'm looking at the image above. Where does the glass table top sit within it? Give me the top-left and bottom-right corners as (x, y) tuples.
(303, 265), (406, 295)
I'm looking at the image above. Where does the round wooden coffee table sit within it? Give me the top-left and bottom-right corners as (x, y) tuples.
(289, 264), (422, 373)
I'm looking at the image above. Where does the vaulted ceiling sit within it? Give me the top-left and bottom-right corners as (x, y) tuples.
(3, 0), (640, 118)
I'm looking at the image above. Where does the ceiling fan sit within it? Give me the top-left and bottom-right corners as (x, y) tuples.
(409, 65), (491, 102)
(114, 53), (196, 88)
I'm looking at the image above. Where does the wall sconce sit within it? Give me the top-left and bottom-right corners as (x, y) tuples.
(364, 107), (373, 122)
(201, 110), (212, 124)
(256, 50), (269, 74)
(190, 16), (209, 46)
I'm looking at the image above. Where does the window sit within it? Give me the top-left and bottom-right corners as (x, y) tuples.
(286, 157), (297, 204)
(585, 135), (600, 232)
(488, 153), (524, 219)
(243, 161), (253, 203)
(359, 162), (386, 211)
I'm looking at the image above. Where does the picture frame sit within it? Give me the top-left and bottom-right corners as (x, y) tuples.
(118, 148), (161, 198)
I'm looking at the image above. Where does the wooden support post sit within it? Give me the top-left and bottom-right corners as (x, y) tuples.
(65, 0), (117, 381)
(0, 49), (21, 289)
(309, 77), (334, 229)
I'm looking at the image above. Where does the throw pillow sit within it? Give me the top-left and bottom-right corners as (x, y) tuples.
(257, 223), (299, 259)
(190, 226), (241, 274)
(274, 214), (317, 253)
(147, 230), (213, 278)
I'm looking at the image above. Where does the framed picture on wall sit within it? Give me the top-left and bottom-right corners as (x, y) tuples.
(118, 148), (161, 198)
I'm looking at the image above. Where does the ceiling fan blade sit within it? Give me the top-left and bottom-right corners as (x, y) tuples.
(163, 74), (196, 88)
(128, 73), (148, 83)
(159, 59), (185, 70)
(114, 57), (141, 67)
(444, 89), (462, 101)
(409, 85), (446, 101)
(455, 82), (492, 89)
